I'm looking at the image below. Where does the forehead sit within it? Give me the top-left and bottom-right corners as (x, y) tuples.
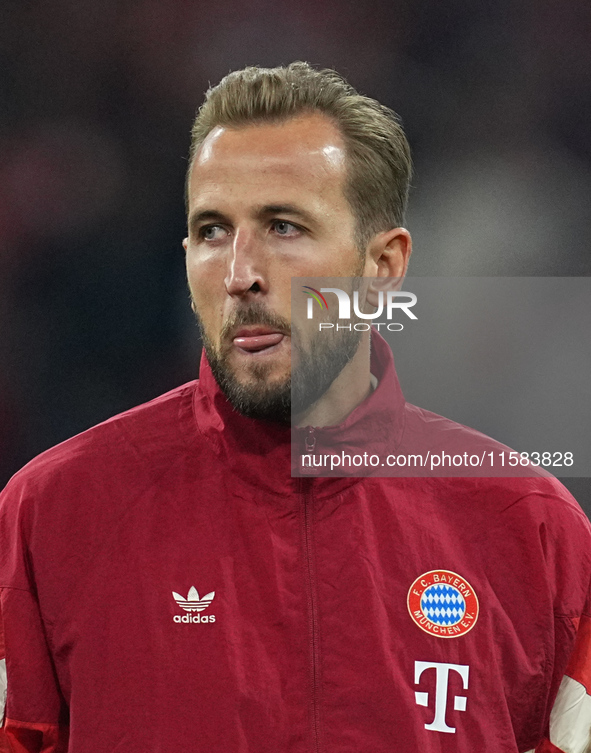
(187, 113), (349, 212)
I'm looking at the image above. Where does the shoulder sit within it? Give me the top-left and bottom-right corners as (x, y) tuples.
(402, 402), (512, 454)
(395, 401), (591, 550)
(433, 473), (590, 530)
(0, 380), (199, 505)
(0, 381), (201, 591)
(401, 402), (562, 482)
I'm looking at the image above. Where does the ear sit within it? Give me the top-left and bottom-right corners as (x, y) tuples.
(364, 228), (412, 307)
(182, 237), (188, 252)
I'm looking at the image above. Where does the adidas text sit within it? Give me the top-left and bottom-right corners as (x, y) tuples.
(173, 614), (216, 624)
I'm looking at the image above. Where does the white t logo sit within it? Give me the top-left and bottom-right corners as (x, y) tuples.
(414, 661), (470, 733)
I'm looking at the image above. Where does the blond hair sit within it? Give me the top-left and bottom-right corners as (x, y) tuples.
(186, 62), (412, 248)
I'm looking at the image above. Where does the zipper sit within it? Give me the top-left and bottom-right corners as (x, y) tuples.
(300, 477), (321, 752)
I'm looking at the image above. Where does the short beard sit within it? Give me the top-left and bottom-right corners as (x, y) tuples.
(196, 300), (363, 425)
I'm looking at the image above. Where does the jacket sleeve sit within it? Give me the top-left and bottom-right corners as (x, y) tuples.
(534, 614), (591, 753)
(0, 588), (68, 753)
(0, 472), (69, 753)
(0, 607), (7, 753)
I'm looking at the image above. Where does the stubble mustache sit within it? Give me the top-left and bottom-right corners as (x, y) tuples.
(217, 302), (291, 353)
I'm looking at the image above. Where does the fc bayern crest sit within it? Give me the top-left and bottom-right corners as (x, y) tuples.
(407, 570), (479, 638)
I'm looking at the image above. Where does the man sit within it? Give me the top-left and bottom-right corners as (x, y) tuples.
(1, 62), (590, 753)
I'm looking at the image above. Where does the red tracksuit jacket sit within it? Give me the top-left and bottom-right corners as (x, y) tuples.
(1, 332), (591, 752)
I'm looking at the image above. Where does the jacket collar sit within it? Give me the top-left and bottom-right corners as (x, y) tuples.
(192, 331), (406, 498)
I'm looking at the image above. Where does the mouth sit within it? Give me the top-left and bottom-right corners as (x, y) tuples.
(232, 327), (288, 354)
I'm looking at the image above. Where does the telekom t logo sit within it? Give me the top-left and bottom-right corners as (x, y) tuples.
(414, 661), (470, 733)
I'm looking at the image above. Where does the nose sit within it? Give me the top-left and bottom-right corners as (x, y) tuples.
(224, 227), (266, 297)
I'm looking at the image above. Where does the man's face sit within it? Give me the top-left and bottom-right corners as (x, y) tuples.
(184, 113), (366, 422)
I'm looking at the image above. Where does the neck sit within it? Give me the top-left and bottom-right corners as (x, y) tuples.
(293, 332), (372, 428)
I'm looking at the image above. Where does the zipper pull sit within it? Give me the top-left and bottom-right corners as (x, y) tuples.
(299, 426), (320, 476)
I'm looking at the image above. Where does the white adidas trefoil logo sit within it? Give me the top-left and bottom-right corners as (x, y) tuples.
(172, 586), (216, 624)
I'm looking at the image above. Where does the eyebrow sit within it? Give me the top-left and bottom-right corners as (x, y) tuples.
(257, 204), (317, 225)
(187, 204), (318, 236)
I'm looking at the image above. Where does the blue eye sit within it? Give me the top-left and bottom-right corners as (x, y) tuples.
(200, 225), (226, 241)
(273, 221), (298, 236)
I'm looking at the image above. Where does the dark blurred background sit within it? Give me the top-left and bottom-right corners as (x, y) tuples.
(1, 0), (589, 505)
